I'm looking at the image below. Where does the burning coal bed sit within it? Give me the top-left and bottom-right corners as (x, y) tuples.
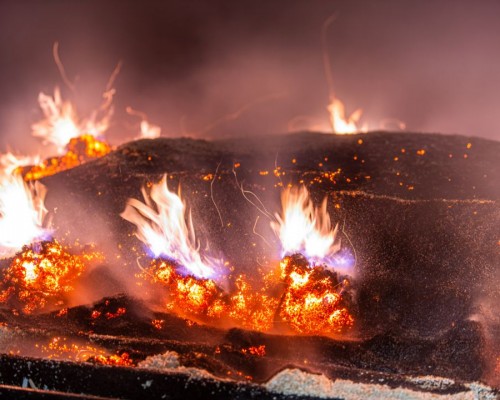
(0, 132), (498, 399)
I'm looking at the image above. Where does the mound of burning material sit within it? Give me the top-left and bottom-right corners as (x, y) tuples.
(0, 240), (103, 314)
(140, 253), (354, 335)
(18, 134), (111, 181)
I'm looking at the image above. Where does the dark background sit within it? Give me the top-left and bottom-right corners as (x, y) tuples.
(1, 0), (500, 153)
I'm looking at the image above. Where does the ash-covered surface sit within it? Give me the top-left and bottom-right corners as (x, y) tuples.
(1, 131), (499, 398)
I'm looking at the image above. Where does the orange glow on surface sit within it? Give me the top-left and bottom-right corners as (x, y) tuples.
(0, 240), (104, 314)
(142, 255), (353, 335)
(37, 336), (133, 366)
(277, 255), (353, 334)
(20, 134), (112, 181)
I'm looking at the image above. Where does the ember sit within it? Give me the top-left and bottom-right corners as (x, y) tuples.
(0, 241), (104, 314)
(37, 336), (133, 367)
(277, 254), (353, 334)
(20, 134), (111, 181)
(141, 259), (226, 320)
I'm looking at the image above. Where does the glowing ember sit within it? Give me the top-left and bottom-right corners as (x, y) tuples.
(0, 174), (49, 258)
(0, 240), (104, 314)
(277, 254), (353, 334)
(20, 134), (112, 181)
(32, 87), (112, 154)
(228, 274), (278, 332)
(271, 186), (341, 265)
(121, 175), (222, 278)
(143, 259), (226, 320)
(241, 345), (266, 357)
(38, 336), (133, 366)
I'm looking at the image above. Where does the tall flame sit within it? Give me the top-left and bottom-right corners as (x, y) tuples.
(271, 186), (340, 264)
(31, 87), (112, 154)
(0, 174), (50, 258)
(121, 175), (221, 278)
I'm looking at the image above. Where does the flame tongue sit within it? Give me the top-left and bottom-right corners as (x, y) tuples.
(271, 186), (340, 264)
(0, 174), (50, 258)
(32, 87), (112, 154)
(121, 175), (221, 279)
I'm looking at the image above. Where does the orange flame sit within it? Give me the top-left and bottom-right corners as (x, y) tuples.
(38, 336), (133, 366)
(20, 134), (111, 181)
(0, 240), (104, 314)
(277, 255), (353, 334)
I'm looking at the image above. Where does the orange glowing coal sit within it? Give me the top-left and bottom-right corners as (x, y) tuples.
(141, 259), (227, 320)
(37, 336), (133, 366)
(19, 134), (111, 181)
(277, 254), (353, 334)
(0, 240), (104, 314)
(128, 181), (354, 335)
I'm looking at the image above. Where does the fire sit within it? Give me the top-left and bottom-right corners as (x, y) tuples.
(277, 254), (353, 334)
(121, 175), (222, 279)
(0, 174), (50, 258)
(143, 259), (226, 319)
(228, 274), (279, 332)
(128, 181), (354, 335)
(20, 134), (111, 181)
(271, 186), (342, 265)
(32, 87), (112, 154)
(327, 97), (366, 134)
(0, 240), (103, 314)
(126, 106), (161, 139)
(38, 336), (133, 366)
(0, 153), (41, 177)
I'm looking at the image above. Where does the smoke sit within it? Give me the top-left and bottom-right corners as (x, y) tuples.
(1, 0), (500, 152)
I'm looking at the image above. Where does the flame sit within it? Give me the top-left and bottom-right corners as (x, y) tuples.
(327, 97), (366, 134)
(0, 174), (50, 258)
(38, 336), (133, 366)
(0, 153), (41, 178)
(0, 240), (104, 314)
(228, 274), (279, 332)
(145, 259), (227, 319)
(278, 255), (353, 334)
(121, 175), (222, 279)
(139, 120), (162, 139)
(20, 134), (111, 181)
(126, 106), (161, 139)
(32, 87), (112, 154)
(271, 186), (341, 264)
